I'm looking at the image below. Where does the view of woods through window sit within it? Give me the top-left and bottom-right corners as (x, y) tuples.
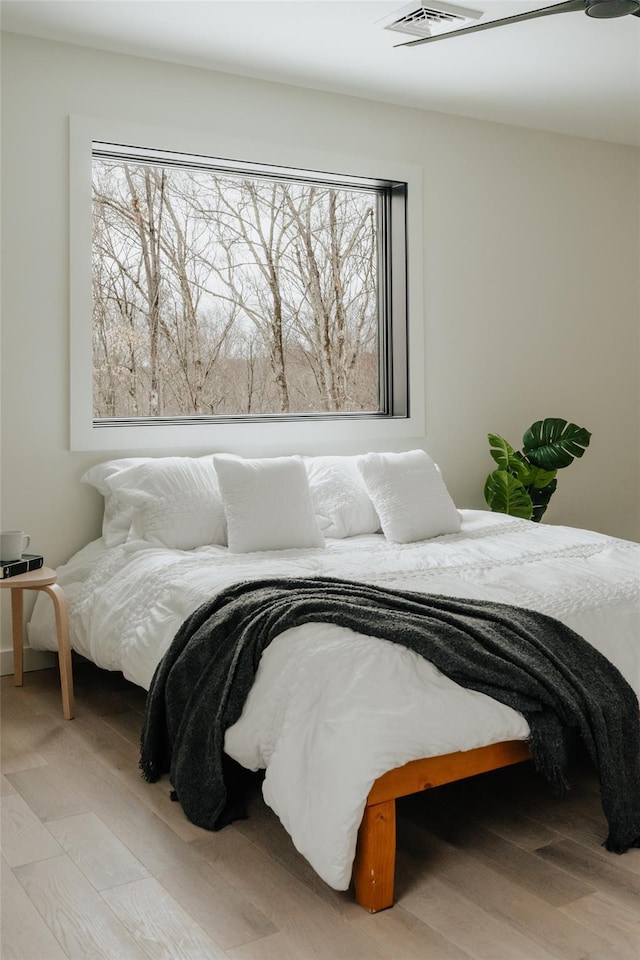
(92, 152), (383, 420)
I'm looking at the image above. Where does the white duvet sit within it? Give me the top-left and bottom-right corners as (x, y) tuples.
(29, 511), (640, 889)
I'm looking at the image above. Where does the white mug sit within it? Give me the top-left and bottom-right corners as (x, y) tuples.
(0, 530), (30, 562)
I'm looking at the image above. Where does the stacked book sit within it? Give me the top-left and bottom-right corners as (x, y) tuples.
(0, 554), (44, 579)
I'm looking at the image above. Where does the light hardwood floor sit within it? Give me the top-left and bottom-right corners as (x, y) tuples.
(2, 662), (639, 960)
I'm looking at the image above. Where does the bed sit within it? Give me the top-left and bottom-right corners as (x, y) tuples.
(28, 451), (640, 911)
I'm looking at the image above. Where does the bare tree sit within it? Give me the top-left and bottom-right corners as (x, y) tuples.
(92, 158), (379, 419)
(284, 186), (377, 410)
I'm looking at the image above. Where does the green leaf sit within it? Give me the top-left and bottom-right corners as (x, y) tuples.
(488, 434), (516, 470)
(511, 451), (535, 485)
(529, 478), (558, 522)
(525, 464), (557, 490)
(488, 435), (530, 483)
(484, 469), (533, 520)
(522, 419), (591, 471)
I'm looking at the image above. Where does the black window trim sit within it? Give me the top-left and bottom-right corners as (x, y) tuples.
(90, 139), (409, 428)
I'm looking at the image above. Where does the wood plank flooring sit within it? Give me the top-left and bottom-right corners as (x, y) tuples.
(2, 663), (639, 960)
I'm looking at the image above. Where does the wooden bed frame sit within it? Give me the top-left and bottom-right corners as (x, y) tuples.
(352, 739), (532, 912)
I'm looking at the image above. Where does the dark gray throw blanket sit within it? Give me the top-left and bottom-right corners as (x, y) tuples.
(140, 577), (640, 853)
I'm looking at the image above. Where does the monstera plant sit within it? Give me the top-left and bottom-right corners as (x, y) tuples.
(484, 418), (591, 522)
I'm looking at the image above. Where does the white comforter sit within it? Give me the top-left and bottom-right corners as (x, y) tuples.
(29, 511), (640, 889)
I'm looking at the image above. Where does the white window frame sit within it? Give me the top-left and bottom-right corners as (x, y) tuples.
(70, 115), (424, 452)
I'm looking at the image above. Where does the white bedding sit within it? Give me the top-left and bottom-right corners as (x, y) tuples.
(29, 510), (640, 889)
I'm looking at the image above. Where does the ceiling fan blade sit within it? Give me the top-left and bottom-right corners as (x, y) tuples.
(396, 0), (588, 46)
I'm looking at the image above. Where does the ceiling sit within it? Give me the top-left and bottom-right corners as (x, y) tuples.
(2, 0), (639, 146)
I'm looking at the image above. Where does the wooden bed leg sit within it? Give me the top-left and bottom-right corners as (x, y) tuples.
(353, 799), (396, 912)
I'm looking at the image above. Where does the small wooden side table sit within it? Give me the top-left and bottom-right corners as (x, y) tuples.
(1, 567), (75, 719)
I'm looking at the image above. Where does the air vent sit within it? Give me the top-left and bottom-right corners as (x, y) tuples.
(380, 2), (482, 39)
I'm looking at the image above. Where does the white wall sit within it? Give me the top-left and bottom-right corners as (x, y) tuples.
(2, 32), (639, 666)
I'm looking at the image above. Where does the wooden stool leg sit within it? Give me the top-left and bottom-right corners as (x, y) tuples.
(42, 583), (75, 720)
(11, 588), (24, 687)
(353, 799), (396, 912)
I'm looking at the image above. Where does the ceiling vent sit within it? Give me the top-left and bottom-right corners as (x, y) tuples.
(380, 2), (482, 39)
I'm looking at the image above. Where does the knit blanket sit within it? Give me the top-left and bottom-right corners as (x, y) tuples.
(140, 577), (640, 853)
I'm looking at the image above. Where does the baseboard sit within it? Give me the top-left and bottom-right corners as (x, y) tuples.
(0, 645), (56, 676)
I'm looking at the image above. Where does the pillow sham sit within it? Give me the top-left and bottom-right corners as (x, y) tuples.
(213, 454), (325, 553)
(81, 457), (151, 547)
(104, 456), (226, 550)
(304, 455), (380, 538)
(358, 449), (461, 544)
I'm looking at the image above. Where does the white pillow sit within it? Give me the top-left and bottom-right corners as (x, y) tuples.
(82, 457), (151, 547)
(305, 456), (380, 538)
(358, 450), (461, 544)
(104, 456), (226, 550)
(213, 454), (325, 553)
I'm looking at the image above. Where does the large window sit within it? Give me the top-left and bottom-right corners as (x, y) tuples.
(70, 117), (423, 451)
(91, 142), (408, 424)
